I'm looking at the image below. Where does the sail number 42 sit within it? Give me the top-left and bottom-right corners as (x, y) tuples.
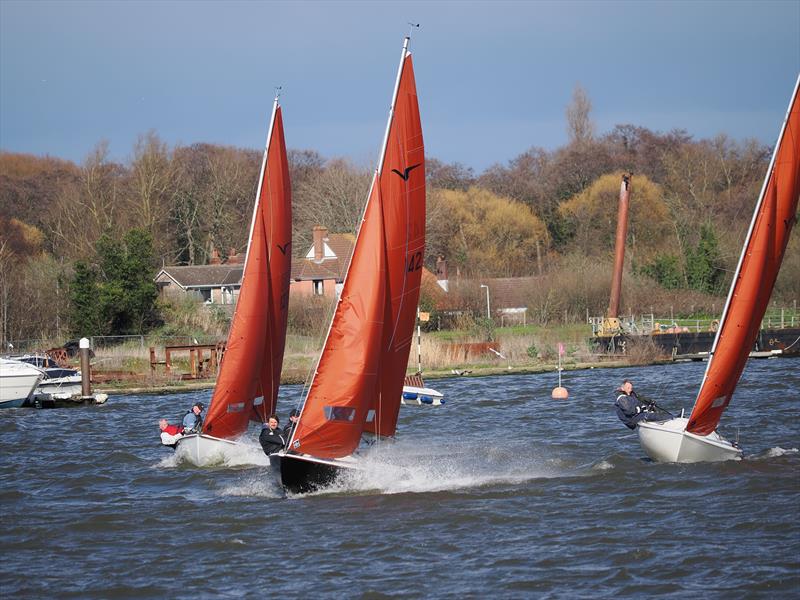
(407, 251), (423, 273)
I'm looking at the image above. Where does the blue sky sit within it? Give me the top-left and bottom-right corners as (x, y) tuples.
(1, 0), (798, 172)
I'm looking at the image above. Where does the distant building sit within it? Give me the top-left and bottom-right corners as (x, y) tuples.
(154, 226), (355, 304)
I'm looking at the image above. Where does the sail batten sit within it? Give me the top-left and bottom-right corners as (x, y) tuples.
(202, 101), (292, 439)
(687, 75), (800, 435)
(289, 38), (424, 457)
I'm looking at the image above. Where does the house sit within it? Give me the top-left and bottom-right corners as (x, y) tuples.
(434, 257), (540, 325)
(155, 249), (243, 304)
(154, 227), (354, 304)
(291, 226), (354, 298)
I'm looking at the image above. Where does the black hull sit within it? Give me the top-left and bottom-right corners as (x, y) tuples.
(269, 453), (351, 494)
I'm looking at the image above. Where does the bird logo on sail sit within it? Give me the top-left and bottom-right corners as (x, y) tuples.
(391, 163), (421, 181)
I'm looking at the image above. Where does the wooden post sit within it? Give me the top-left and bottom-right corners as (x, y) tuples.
(79, 337), (91, 397)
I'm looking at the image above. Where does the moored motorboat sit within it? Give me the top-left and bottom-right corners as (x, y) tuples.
(0, 358), (44, 408)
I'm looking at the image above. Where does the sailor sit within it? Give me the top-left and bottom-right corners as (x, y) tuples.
(614, 379), (660, 429)
(182, 402), (204, 433)
(159, 418), (184, 446)
(283, 408), (300, 445)
(259, 414), (285, 456)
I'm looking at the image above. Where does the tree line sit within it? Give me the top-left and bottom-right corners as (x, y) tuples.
(1, 86), (797, 344)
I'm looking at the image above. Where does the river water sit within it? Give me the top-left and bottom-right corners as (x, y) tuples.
(1, 359), (798, 598)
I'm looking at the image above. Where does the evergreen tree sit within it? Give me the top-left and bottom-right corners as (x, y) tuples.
(685, 224), (723, 294)
(68, 228), (159, 336)
(68, 261), (102, 336)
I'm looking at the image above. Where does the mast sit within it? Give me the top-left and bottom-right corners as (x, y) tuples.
(243, 92), (281, 273)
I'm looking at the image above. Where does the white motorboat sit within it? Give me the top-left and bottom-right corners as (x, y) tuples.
(14, 355), (82, 400)
(0, 358), (44, 408)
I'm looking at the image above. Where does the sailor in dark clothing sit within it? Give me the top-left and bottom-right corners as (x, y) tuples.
(283, 408), (300, 446)
(259, 414), (285, 456)
(614, 379), (663, 429)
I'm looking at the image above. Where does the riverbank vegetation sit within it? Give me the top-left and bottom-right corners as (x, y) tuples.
(1, 86), (798, 348)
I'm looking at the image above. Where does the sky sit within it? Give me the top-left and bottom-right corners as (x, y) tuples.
(1, 0), (798, 173)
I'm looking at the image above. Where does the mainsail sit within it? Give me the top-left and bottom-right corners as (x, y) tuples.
(687, 76), (800, 436)
(202, 99), (292, 439)
(289, 38), (424, 458)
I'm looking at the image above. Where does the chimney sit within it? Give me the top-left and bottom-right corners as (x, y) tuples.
(209, 247), (222, 265)
(436, 255), (448, 280)
(313, 226), (328, 261)
(227, 247), (242, 264)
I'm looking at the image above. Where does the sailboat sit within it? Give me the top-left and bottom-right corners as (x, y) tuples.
(175, 95), (292, 465)
(638, 75), (800, 463)
(270, 35), (425, 492)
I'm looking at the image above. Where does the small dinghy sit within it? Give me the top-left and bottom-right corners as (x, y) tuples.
(636, 76), (800, 463)
(271, 33), (426, 493)
(170, 94), (291, 465)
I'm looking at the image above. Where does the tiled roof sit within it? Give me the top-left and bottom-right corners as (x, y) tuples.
(292, 233), (355, 282)
(157, 233), (357, 288)
(156, 265), (244, 288)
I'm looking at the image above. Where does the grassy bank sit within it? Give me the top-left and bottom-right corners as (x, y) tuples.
(88, 323), (670, 395)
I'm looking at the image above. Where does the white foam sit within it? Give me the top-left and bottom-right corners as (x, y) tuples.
(592, 460), (615, 471)
(300, 440), (577, 496)
(219, 473), (282, 498)
(762, 447), (799, 458)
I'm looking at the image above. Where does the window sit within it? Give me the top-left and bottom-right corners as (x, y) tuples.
(199, 289), (211, 302)
(324, 406), (355, 422)
(313, 280), (324, 296)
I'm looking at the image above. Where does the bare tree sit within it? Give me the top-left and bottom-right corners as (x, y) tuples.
(566, 84), (595, 144)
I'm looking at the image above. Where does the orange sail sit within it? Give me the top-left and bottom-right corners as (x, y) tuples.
(369, 54), (425, 438)
(289, 39), (423, 458)
(203, 100), (292, 439)
(687, 77), (800, 436)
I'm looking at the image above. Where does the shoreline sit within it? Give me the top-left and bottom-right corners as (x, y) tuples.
(96, 356), (672, 397)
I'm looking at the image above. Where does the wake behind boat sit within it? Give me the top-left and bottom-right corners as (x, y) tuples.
(633, 75), (800, 463)
(271, 34), (425, 493)
(169, 94), (292, 465)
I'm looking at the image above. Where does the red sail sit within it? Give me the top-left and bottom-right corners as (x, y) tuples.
(203, 104), (292, 439)
(687, 79), (800, 436)
(289, 185), (387, 458)
(289, 42), (423, 457)
(368, 55), (425, 438)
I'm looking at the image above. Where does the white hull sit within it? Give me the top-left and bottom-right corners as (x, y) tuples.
(401, 385), (444, 406)
(638, 417), (742, 463)
(174, 433), (242, 466)
(0, 359), (43, 408)
(34, 375), (83, 400)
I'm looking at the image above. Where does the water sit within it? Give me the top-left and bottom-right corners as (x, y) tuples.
(1, 359), (798, 598)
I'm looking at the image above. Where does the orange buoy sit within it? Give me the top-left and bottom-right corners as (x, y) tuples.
(551, 386), (569, 399)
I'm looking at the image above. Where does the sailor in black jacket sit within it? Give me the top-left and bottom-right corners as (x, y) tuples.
(259, 415), (285, 456)
(614, 379), (660, 429)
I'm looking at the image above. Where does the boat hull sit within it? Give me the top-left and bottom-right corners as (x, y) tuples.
(0, 360), (43, 408)
(638, 417), (742, 463)
(401, 385), (444, 406)
(269, 451), (358, 494)
(174, 433), (242, 466)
